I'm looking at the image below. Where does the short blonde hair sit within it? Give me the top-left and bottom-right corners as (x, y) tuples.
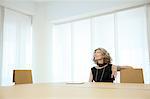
(93, 48), (112, 64)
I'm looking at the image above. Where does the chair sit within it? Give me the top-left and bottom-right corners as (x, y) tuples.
(117, 66), (133, 71)
(120, 68), (144, 83)
(13, 70), (33, 84)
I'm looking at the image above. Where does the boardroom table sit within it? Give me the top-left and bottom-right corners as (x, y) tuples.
(0, 82), (150, 99)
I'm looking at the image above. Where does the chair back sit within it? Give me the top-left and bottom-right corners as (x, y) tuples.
(120, 68), (144, 83)
(13, 70), (33, 84)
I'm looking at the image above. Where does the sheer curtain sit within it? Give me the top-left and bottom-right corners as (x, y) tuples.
(52, 19), (91, 82)
(71, 19), (91, 82)
(1, 8), (32, 86)
(52, 23), (72, 82)
(92, 14), (116, 64)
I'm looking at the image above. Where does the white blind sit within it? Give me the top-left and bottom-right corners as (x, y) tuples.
(72, 19), (91, 82)
(1, 8), (32, 86)
(92, 14), (116, 64)
(52, 19), (92, 82)
(52, 23), (71, 82)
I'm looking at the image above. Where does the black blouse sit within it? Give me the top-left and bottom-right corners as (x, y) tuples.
(91, 64), (114, 82)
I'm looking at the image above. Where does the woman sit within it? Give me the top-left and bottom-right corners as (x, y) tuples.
(89, 48), (117, 82)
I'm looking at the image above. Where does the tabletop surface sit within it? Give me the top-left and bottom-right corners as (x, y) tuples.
(0, 82), (150, 99)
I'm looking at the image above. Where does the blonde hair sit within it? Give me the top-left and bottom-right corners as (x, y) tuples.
(93, 48), (112, 64)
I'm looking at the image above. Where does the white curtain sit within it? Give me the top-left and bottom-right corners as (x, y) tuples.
(1, 8), (32, 86)
(71, 19), (91, 82)
(92, 14), (116, 64)
(52, 19), (92, 82)
(52, 5), (150, 83)
(52, 23), (72, 82)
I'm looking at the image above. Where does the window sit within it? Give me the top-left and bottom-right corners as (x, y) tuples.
(52, 23), (71, 82)
(92, 14), (115, 64)
(52, 19), (91, 82)
(72, 19), (91, 82)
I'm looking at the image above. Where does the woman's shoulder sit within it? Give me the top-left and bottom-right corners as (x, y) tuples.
(111, 64), (117, 70)
(107, 64), (117, 69)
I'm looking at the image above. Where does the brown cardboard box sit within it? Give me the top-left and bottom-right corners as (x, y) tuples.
(120, 68), (144, 83)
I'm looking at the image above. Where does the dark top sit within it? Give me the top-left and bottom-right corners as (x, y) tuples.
(91, 64), (114, 82)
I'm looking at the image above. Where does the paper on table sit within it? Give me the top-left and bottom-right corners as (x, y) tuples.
(66, 81), (84, 84)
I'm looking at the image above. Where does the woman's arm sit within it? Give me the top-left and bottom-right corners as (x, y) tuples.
(89, 70), (93, 82)
(111, 65), (117, 78)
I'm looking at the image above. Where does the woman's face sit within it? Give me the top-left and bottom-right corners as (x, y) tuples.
(94, 49), (104, 64)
